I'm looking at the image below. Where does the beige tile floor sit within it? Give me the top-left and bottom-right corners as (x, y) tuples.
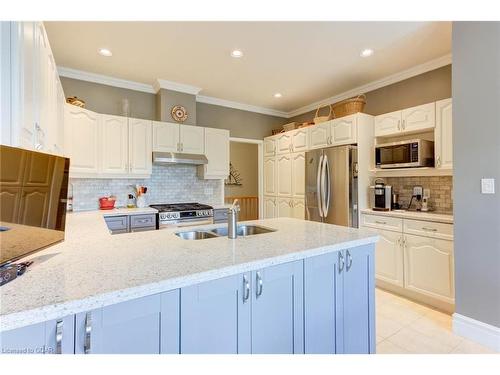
(375, 288), (497, 354)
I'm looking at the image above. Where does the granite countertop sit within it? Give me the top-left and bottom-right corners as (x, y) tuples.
(96, 207), (158, 216)
(360, 208), (453, 224)
(0, 211), (378, 331)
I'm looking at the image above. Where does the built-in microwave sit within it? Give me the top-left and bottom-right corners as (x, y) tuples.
(375, 139), (434, 169)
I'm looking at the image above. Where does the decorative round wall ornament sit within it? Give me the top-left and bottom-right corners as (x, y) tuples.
(171, 105), (188, 122)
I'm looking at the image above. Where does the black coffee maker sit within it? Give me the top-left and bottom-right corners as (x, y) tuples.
(372, 179), (392, 211)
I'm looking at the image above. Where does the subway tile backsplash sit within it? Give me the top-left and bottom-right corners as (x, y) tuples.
(382, 176), (453, 214)
(70, 165), (223, 211)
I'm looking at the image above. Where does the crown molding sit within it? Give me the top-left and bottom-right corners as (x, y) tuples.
(57, 66), (156, 94)
(153, 79), (202, 95)
(286, 54), (452, 118)
(196, 95), (288, 118)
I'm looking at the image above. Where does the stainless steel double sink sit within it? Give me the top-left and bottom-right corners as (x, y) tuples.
(175, 224), (276, 240)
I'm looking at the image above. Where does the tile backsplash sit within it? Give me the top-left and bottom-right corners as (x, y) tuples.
(381, 176), (453, 213)
(70, 165), (223, 211)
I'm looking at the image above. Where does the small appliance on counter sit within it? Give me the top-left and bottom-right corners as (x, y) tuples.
(99, 196), (116, 210)
(370, 179), (392, 211)
(391, 192), (400, 210)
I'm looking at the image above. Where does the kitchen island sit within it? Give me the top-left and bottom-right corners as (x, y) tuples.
(0, 211), (378, 354)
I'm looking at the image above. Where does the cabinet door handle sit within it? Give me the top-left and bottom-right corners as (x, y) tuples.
(256, 271), (263, 297)
(55, 319), (63, 354)
(402, 120), (406, 130)
(34, 143), (43, 150)
(375, 220), (387, 225)
(243, 275), (250, 303)
(397, 120), (401, 131)
(84, 312), (92, 354)
(338, 251), (345, 273)
(436, 156), (441, 167)
(422, 227), (438, 232)
(346, 250), (353, 272)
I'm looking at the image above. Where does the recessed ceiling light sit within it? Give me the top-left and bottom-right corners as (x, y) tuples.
(273, 93), (283, 98)
(230, 49), (243, 58)
(98, 48), (113, 57)
(360, 48), (374, 58)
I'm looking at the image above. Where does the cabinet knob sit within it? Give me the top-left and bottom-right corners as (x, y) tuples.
(242, 275), (250, 303)
(346, 250), (353, 272)
(55, 319), (63, 354)
(84, 312), (92, 354)
(256, 271), (263, 297)
(338, 251), (345, 273)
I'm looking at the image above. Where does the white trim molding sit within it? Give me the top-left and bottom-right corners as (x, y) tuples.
(197, 95), (288, 118)
(58, 66), (155, 94)
(453, 313), (500, 352)
(153, 78), (202, 95)
(287, 54), (452, 118)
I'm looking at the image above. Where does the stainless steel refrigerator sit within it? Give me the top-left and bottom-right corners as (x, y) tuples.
(305, 145), (358, 227)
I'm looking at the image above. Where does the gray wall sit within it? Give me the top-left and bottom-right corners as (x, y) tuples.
(225, 142), (259, 197)
(156, 89), (197, 125)
(60, 77), (156, 120)
(452, 22), (500, 328)
(289, 65), (452, 123)
(196, 102), (284, 139)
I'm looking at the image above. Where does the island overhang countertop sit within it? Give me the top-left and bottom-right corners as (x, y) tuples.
(0, 211), (378, 331)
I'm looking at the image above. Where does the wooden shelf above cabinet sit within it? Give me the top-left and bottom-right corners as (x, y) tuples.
(370, 167), (453, 177)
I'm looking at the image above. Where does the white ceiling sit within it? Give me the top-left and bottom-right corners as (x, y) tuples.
(45, 21), (451, 114)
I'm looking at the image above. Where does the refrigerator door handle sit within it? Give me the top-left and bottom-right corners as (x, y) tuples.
(320, 154), (327, 217)
(317, 154), (324, 218)
(323, 154), (331, 217)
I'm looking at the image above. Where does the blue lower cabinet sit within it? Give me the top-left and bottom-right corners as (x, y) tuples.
(304, 245), (375, 354)
(0, 315), (75, 354)
(304, 251), (341, 354)
(251, 261), (304, 354)
(180, 273), (251, 354)
(75, 294), (162, 354)
(341, 244), (376, 354)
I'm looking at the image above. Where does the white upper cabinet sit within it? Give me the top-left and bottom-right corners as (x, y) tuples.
(179, 124), (204, 154)
(152, 121), (179, 152)
(435, 98), (453, 169)
(101, 114), (129, 175)
(264, 136), (276, 157)
(7, 22), (65, 155)
(264, 157), (277, 196)
(276, 132), (292, 155)
(198, 127), (229, 179)
(374, 110), (402, 137)
(401, 102), (435, 133)
(308, 122), (330, 149)
(64, 104), (100, 175)
(291, 128), (309, 152)
(330, 115), (357, 145)
(128, 118), (152, 176)
(277, 154), (292, 197)
(291, 152), (305, 198)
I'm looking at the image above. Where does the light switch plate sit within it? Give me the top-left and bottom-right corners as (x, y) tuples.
(481, 178), (495, 194)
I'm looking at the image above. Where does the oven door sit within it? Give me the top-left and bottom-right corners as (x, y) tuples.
(376, 143), (417, 169)
(158, 218), (213, 229)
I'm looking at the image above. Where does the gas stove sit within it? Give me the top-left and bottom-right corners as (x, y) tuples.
(150, 203), (213, 228)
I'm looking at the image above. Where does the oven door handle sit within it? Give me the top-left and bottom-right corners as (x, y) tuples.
(159, 219), (214, 229)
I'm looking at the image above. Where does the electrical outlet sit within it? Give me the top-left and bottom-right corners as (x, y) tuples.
(413, 185), (423, 197)
(481, 178), (495, 194)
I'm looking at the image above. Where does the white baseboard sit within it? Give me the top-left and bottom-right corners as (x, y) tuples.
(453, 313), (500, 352)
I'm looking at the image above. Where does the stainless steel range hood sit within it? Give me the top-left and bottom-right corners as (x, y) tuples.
(153, 152), (208, 165)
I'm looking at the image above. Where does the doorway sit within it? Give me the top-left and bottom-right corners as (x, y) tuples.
(224, 137), (263, 220)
